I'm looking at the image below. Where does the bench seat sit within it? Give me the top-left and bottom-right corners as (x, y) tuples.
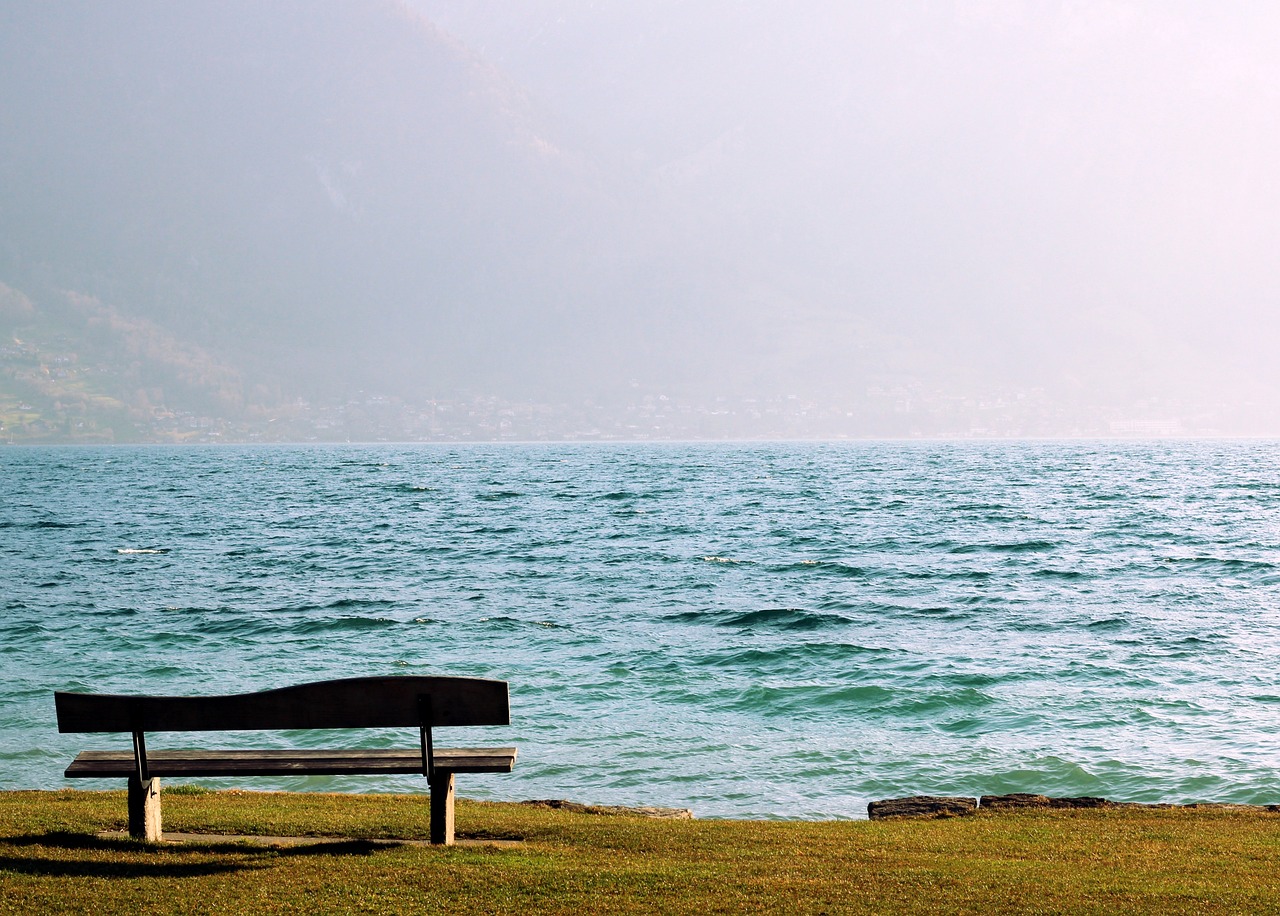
(55, 675), (516, 844)
(65, 747), (517, 779)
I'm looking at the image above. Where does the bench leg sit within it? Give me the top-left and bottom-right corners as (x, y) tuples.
(127, 776), (162, 842)
(429, 771), (455, 845)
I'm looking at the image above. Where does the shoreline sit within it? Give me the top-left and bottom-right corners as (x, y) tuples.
(8, 786), (1280, 823)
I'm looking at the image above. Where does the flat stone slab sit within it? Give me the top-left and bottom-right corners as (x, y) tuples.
(520, 799), (693, 819)
(867, 795), (977, 820)
(980, 794), (1114, 810)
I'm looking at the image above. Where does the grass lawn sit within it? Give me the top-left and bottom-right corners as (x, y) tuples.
(2, 789), (1280, 914)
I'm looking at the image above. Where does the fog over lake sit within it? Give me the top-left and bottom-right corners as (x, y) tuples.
(2, 2), (1278, 439)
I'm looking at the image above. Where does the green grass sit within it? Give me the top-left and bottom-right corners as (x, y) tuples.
(3, 790), (1280, 914)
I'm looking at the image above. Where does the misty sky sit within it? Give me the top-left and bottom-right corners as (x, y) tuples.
(4, 1), (1280, 434)
(413, 0), (1280, 409)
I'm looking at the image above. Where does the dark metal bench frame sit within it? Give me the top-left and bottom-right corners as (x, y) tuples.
(54, 675), (516, 844)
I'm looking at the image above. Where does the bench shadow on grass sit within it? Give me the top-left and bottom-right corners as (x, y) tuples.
(0, 831), (402, 879)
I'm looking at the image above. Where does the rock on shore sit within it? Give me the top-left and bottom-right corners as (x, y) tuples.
(979, 793), (1114, 810)
(866, 796), (977, 819)
(868, 792), (1280, 819)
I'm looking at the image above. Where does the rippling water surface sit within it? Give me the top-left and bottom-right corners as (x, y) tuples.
(4, 441), (1280, 818)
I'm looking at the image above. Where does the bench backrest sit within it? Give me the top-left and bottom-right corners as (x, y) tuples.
(55, 676), (509, 734)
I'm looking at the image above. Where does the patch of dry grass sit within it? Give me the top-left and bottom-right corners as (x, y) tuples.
(2, 790), (1280, 914)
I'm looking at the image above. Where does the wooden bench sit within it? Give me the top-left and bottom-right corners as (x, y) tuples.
(54, 675), (516, 845)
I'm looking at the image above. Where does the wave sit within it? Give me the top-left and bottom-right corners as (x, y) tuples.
(0, 621), (48, 639)
(195, 616), (281, 637)
(475, 490), (523, 501)
(294, 616), (399, 635)
(0, 519), (81, 530)
(464, 524), (521, 535)
(667, 607), (851, 631)
(696, 643), (893, 673)
(193, 611), (404, 638)
(767, 560), (869, 578)
(724, 683), (897, 717)
(1159, 556), (1278, 572)
(1031, 567), (1087, 580)
(950, 539), (1058, 554)
(897, 605), (973, 621)
(317, 597), (398, 612)
(717, 682), (998, 721)
(474, 615), (568, 631)
(899, 568), (993, 581)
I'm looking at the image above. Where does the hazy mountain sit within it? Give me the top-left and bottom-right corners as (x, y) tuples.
(4, 1), (1280, 437)
(2, 1), (666, 405)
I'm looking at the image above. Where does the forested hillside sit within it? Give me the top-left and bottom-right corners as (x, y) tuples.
(1, 1), (663, 417)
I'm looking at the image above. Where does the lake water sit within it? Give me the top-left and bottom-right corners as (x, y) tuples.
(4, 440), (1280, 818)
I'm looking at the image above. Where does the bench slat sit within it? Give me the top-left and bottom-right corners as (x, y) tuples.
(55, 676), (509, 733)
(64, 747), (517, 778)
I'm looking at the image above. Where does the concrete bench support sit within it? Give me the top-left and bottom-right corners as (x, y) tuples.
(128, 775), (162, 842)
(429, 771), (455, 845)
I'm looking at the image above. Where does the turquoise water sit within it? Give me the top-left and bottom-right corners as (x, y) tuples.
(4, 441), (1280, 818)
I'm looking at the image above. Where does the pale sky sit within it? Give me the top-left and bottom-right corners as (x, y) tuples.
(412, 1), (1280, 413)
(5, 1), (1280, 433)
